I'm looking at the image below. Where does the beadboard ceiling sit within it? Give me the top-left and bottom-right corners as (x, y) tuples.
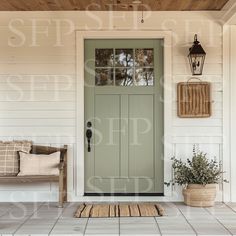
(0, 0), (230, 11)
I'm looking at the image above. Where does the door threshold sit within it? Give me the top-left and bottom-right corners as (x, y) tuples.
(84, 193), (164, 197)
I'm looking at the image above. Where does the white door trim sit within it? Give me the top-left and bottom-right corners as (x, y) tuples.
(75, 30), (173, 201)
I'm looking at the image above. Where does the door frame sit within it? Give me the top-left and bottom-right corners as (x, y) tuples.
(75, 30), (173, 198)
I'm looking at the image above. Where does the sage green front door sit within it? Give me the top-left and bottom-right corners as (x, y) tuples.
(84, 39), (163, 195)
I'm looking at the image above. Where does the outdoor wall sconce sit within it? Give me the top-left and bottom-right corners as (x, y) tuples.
(188, 34), (206, 76)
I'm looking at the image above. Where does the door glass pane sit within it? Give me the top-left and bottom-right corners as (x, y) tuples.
(115, 68), (133, 86)
(115, 49), (134, 67)
(135, 49), (154, 66)
(95, 68), (114, 86)
(135, 68), (154, 86)
(95, 49), (114, 67)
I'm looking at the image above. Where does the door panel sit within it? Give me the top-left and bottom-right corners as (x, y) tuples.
(94, 95), (120, 177)
(84, 39), (163, 194)
(128, 95), (154, 178)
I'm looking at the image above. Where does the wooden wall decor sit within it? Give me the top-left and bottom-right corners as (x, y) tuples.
(177, 80), (211, 118)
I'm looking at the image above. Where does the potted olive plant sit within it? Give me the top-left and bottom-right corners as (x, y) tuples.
(166, 147), (228, 207)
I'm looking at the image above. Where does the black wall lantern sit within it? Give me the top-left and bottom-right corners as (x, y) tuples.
(188, 34), (206, 76)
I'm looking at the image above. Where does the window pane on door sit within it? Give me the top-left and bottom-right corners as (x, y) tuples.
(95, 49), (114, 67)
(95, 68), (114, 86)
(115, 49), (134, 67)
(135, 49), (154, 67)
(135, 68), (154, 86)
(115, 68), (133, 86)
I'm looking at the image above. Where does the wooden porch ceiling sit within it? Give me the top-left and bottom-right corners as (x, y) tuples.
(0, 0), (230, 11)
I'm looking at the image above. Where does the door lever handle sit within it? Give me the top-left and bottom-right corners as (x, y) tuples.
(86, 129), (92, 152)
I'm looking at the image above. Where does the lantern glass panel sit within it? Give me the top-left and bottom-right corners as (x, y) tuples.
(188, 54), (205, 75)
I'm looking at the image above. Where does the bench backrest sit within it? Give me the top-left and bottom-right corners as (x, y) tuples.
(30, 145), (67, 163)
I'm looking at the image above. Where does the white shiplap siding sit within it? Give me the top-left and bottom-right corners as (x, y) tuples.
(0, 11), (225, 201)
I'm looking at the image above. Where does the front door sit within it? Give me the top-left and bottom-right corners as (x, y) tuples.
(84, 39), (163, 195)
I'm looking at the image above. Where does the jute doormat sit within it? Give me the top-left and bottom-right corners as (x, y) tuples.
(74, 203), (164, 218)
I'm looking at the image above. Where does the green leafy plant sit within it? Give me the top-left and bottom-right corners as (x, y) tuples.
(165, 146), (228, 187)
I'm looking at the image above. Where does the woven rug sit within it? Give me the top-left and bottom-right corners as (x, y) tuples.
(74, 203), (164, 218)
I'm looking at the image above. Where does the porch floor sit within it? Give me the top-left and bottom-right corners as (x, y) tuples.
(0, 202), (236, 235)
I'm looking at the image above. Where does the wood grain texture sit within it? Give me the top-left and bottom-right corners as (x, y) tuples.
(74, 203), (164, 218)
(0, 175), (59, 182)
(177, 82), (212, 118)
(0, 0), (229, 11)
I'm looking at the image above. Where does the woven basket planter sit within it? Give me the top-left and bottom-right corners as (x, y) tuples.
(183, 184), (217, 207)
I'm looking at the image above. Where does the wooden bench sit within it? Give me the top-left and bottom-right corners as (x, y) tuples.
(0, 145), (68, 207)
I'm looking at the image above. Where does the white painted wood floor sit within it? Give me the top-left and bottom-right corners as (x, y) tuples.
(0, 202), (236, 235)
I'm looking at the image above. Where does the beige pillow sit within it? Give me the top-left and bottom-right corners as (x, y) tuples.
(18, 151), (60, 176)
(0, 141), (32, 176)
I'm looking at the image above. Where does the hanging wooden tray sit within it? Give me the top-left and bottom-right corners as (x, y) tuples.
(177, 81), (211, 118)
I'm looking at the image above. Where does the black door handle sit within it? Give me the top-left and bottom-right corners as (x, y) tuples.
(86, 129), (92, 152)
